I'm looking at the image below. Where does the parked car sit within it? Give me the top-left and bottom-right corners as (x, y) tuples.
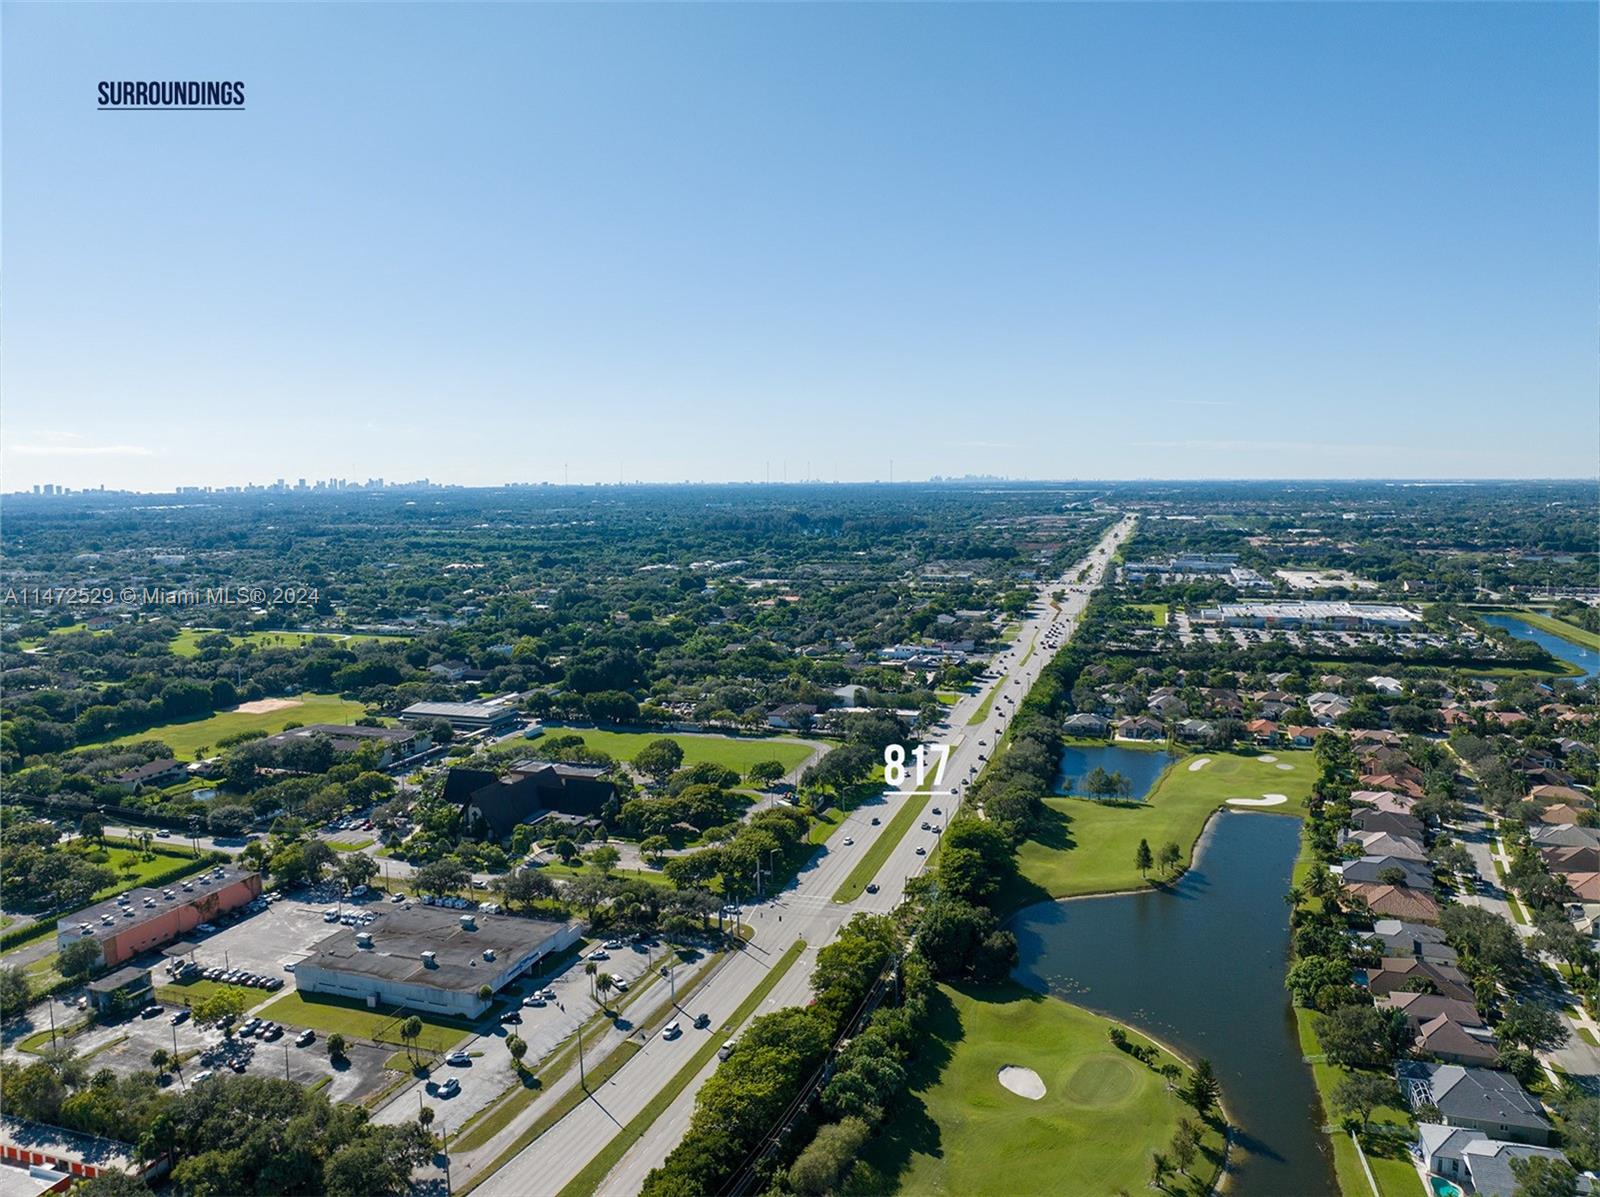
(438, 1078), (460, 1098)
(445, 1050), (470, 1066)
(296, 1029), (315, 1047)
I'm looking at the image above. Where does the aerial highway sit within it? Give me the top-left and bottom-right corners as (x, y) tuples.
(468, 514), (1135, 1197)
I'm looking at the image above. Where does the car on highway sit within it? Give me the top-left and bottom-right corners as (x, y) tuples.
(865, 883), (879, 894)
(920, 821), (930, 830)
(842, 837), (854, 846)
(915, 846), (927, 856)
(931, 807), (941, 815)
(694, 1013), (710, 1028)
(718, 1040), (736, 1061)
(662, 1021), (682, 1040)
(870, 816), (880, 825)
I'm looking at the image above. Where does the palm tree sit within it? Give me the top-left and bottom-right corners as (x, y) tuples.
(585, 961), (597, 999)
(400, 1015), (423, 1065)
(595, 973), (614, 1012)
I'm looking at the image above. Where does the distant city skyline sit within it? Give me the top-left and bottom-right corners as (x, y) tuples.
(3, 2), (1595, 489)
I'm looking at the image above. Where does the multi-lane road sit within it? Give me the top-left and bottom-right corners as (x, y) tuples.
(470, 514), (1135, 1197)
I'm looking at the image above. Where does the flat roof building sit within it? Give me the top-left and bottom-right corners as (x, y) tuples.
(261, 723), (431, 766)
(293, 904), (580, 1019)
(1196, 601), (1422, 630)
(400, 701), (520, 734)
(57, 866), (262, 969)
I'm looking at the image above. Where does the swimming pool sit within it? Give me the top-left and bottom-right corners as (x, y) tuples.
(1430, 1176), (1464, 1197)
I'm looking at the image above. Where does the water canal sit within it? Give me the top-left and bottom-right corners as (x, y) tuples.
(1480, 612), (1599, 680)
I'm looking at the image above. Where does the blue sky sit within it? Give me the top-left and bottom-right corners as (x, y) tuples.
(3, 2), (1594, 489)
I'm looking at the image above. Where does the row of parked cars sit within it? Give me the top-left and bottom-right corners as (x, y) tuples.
(203, 965), (284, 991)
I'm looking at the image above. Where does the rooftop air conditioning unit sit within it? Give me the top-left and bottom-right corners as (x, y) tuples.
(482, 949), (495, 962)
(459, 914), (476, 930)
(420, 951), (437, 968)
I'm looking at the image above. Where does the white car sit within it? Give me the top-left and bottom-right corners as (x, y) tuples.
(915, 846), (927, 856)
(523, 995), (546, 1007)
(842, 837), (854, 846)
(445, 1050), (470, 1066)
(662, 1021), (682, 1040)
(588, 949), (609, 961)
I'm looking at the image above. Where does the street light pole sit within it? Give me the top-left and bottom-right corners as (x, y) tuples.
(577, 1027), (587, 1089)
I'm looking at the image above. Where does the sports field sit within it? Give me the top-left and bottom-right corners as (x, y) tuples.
(1003, 749), (1315, 908)
(866, 983), (1224, 1196)
(101, 692), (366, 759)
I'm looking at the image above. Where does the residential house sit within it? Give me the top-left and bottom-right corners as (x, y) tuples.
(1351, 789), (1419, 816)
(1370, 920), (1458, 966)
(1285, 726), (1326, 747)
(1341, 856), (1434, 890)
(1527, 783), (1592, 806)
(1116, 716), (1166, 742)
(1530, 824), (1600, 851)
(1246, 719), (1281, 745)
(1345, 830), (1428, 861)
(1362, 957), (1473, 1003)
(1146, 694), (1188, 720)
(1414, 1014), (1498, 1067)
(1343, 883), (1440, 922)
(1175, 718), (1215, 742)
(1418, 1126), (1584, 1197)
(1536, 803), (1587, 827)
(1367, 676), (1404, 696)
(1376, 991), (1483, 1028)
(1350, 810), (1426, 840)
(1396, 1063), (1552, 1146)
(1062, 712), (1109, 737)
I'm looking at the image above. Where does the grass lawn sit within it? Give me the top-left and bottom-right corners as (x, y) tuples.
(1510, 609), (1600, 651)
(966, 686), (1000, 727)
(538, 861), (674, 888)
(1130, 602), (1169, 627)
(834, 789), (935, 902)
(865, 983), (1225, 1197)
(169, 628), (412, 657)
(1002, 750), (1315, 908)
(96, 692), (366, 759)
(256, 989), (472, 1054)
(501, 728), (818, 777)
(155, 978), (261, 1009)
(1296, 1009), (1419, 1197)
(327, 838), (374, 853)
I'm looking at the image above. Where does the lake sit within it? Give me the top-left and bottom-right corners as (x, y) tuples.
(1055, 743), (1176, 799)
(1011, 811), (1337, 1197)
(1481, 613), (1599, 679)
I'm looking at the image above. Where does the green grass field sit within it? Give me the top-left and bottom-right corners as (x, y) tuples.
(504, 728), (819, 777)
(256, 989), (472, 1053)
(1130, 602), (1170, 626)
(156, 978), (262, 1009)
(866, 983), (1225, 1197)
(169, 628), (412, 657)
(1002, 750), (1315, 909)
(1296, 1009), (1419, 1197)
(97, 692), (366, 759)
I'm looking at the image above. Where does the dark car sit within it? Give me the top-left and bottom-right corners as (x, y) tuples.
(865, 883), (879, 894)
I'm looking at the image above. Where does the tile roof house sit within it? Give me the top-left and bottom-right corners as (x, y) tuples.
(1396, 1063), (1551, 1145)
(1116, 716), (1166, 741)
(1527, 784), (1593, 806)
(1351, 789), (1419, 815)
(1343, 883), (1441, 923)
(1062, 712), (1109, 736)
(1376, 991), (1483, 1028)
(1362, 957), (1473, 1003)
(1414, 1014), (1498, 1067)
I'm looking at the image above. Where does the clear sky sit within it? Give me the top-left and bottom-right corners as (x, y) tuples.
(3, 2), (1595, 490)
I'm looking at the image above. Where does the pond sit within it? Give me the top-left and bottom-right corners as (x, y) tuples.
(1055, 743), (1176, 799)
(1011, 811), (1337, 1197)
(1481, 613), (1599, 679)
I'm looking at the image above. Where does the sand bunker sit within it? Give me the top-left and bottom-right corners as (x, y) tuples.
(1276, 763), (1295, 771)
(1257, 754), (1278, 763)
(998, 1066), (1046, 1100)
(1187, 758), (1212, 772)
(234, 698), (302, 715)
(1227, 794), (1289, 807)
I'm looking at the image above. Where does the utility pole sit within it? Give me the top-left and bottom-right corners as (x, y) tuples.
(577, 1026), (587, 1089)
(284, 1042), (290, 1079)
(661, 964), (675, 1004)
(443, 1125), (453, 1195)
